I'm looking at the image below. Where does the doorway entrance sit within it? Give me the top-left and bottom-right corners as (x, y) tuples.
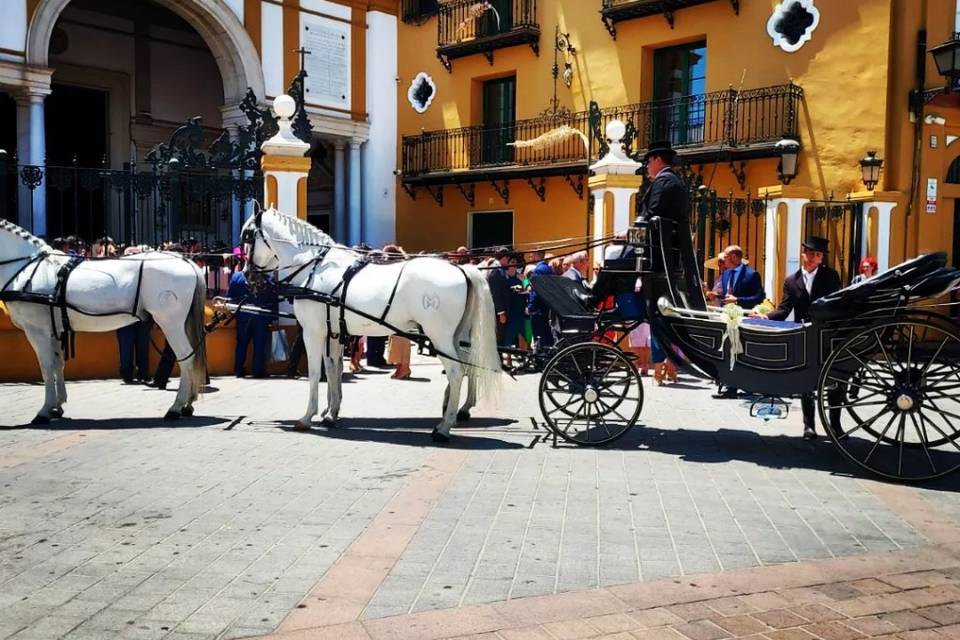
(470, 210), (513, 249)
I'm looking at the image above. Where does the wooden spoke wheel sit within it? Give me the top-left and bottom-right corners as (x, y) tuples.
(818, 318), (960, 481)
(538, 342), (643, 446)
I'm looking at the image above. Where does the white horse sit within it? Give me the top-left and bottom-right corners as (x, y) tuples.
(241, 209), (501, 441)
(0, 219), (208, 424)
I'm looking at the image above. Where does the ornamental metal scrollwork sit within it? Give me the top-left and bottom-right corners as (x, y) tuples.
(146, 117), (206, 168)
(19, 166), (43, 190)
(588, 101), (606, 158)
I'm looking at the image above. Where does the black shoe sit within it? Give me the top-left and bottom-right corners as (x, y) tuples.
(803, 425), (817, 440)
(122, 378), (135, 385)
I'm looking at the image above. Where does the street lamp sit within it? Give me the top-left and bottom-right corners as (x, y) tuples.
(859, 150), (883, 191)
(931, 34), (960, 89)
(775, 138), (800, 185)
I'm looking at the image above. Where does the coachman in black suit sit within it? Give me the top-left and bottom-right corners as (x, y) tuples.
(768, 236), (843, 440)
(635, 140), (706, 311)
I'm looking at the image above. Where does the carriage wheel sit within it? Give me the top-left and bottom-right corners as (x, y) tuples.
(818, 318), (960, 481)
(538, 342), (643, 446)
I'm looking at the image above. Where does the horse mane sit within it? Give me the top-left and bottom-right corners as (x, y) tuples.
(269, 209), (334, 247)
(0, 218), (51, 252)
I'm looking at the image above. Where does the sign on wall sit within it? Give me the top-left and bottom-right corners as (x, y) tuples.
(301, 16), (351, 111)
(927, 177), (938, 214)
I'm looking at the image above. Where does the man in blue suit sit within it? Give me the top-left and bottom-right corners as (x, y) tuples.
(713, 244), (765, 399)
(718, 245), (765, 310)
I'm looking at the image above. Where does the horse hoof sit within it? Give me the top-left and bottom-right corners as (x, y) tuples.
(456, 410), (471, 422)
(180, 406), (194, 417)
(431, 429), (450, 444)
(321, 416), (337, 428)
(31, 415), (51, 425)
(163, 410), (180, 421)
(50, 407), (64, 419)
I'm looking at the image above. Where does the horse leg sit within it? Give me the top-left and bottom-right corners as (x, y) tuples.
(22, 328), (59, 424)
(51, 337), (67, 418)
(296, 325), (325, 429)
(321, 339), (344, 426)
(457, 375), (477, 423)
(152, 322), (194, 420)
(433, 357), (465, 443)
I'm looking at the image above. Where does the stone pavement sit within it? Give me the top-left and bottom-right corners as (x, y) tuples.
(1, 356), (960, 639)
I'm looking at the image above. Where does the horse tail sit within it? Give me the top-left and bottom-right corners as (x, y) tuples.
(185, 267), (208, 398)
(460, 264), (502, 403)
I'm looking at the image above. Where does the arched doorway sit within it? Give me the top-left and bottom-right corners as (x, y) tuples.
(948, 154), (960, 269)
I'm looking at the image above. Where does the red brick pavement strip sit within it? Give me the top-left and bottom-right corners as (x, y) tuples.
(251, 543), (960, 640)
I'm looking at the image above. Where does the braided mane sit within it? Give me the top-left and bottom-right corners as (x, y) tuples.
(0, 218), (51, 251)
(269, 208), (334, 247)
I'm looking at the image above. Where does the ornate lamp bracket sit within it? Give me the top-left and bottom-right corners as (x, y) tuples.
(490, 179), (510, 204)
(527, 177), (547, 202)
(456, 182), (476, 206)
(438, 52), (452, 72)
(601, 16), (617, 40)
(401, 182), (417, 201)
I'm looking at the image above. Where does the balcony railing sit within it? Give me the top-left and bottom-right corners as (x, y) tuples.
(437, 0), (539, 70)
(400, 83), (802, 182)
(402, 0), (439, 24)
(600, 0), (739, 38)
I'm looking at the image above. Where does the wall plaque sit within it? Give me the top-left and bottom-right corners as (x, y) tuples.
(301, 17), (351, 111)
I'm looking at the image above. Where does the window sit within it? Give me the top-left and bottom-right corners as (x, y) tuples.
(481, 76), (516, 166)
(470, 211), (513, 250)
(652, 41), (707, 145)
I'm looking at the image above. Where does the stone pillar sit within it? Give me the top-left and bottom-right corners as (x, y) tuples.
(15, 91), (48, 235)
(587, 120), (643, 267)
(763, 198), (782, 300)
(334, 140), (346, 243)
(864, 201), (896, 272)
(759, 187), (811, 304)
(782, 198), (809, 279)
(260, 95), (310, 220)
(348, 140), (362, 246)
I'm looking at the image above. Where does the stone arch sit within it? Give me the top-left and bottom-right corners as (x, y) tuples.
(26, 0), (265, 105)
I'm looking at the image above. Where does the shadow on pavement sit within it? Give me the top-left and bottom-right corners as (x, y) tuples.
(276, 417), (526, 450)
(0, 416), (229, 430)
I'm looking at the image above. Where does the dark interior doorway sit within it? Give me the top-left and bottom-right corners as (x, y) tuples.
(953, 199), (960, 270)
(45, 84), (108, 166)
(0, 91), (15, 157)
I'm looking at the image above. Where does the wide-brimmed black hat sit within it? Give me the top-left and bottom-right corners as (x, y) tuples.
(643, 140), (676, 162)
(801, 235), (829, 254)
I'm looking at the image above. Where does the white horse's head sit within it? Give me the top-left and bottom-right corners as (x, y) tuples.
(240, 208), (334, 280)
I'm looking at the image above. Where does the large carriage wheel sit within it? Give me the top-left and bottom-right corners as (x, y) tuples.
(818, 318), (960, 481)
(538, 342), (643, 446)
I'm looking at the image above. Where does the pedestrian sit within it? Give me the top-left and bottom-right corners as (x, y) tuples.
(852, 256), (878, 284)
(116, 244), (151, 385)
(486, 247), (512, 342)
(562, 251), (589, 284)
(526, 251), (555, 351)
(761, 236), (842, 440)
(499, 255), (528, 361)
(704, 251), (728, 305)
(229, 251), (274, 378)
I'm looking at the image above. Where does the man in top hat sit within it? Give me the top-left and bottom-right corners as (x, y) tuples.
(766, 235), (842, 439)
(635, 140), (705, 310)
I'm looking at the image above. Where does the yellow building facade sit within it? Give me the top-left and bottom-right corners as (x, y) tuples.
(395, 0), (960, 295)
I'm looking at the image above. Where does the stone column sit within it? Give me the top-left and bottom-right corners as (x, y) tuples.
(348, 140), (362, 246)
(15, 90), (48, 235)
(763, 198), (782, 301)
(587, 120), (643, 267)
(334, 140), (346, 243)
(260, 95), (311, 219)
(864, 201), (896, 272)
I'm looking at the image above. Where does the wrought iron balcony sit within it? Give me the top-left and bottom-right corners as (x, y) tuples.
(400, 83), (803, 185)
(600, 0), (740, 38)
(437, 0), (540, 71)
(402, 0), (439, 25)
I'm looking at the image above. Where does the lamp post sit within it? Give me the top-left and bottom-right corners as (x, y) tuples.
(775, 138), (800, 185)
(859, 150), (883, 192)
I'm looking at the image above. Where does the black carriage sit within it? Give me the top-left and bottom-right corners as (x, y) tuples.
(528, 216), (960, 483)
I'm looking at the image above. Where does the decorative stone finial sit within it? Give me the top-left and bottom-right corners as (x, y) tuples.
(590, 118), (641, 176)
(261, 94), (310, 157)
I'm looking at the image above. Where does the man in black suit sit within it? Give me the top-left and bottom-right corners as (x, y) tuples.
(635, 140), (705, 310)
(486, 246), (512, 342)
(766, 236), (843, 440)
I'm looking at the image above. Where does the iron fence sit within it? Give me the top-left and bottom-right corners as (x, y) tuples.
(803, 200), (863, 285)
(438, 0), (537, 48)
(0, 157), (261, 250)
(401, 83), (802, 177)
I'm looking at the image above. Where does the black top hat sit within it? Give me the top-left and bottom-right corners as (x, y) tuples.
(801, 235), (829, 254)
(643, 140), (676, 162)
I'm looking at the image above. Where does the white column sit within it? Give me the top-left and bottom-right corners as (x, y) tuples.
(348, 140), (362, 246)
(334, 141), (346, 243)
(763, 198), (782, 300)
(363, 10), (398, 248)
(592, 189), (607, 268)
(611, 188), (634, 233)
(15, 96), (31, 231)
(867, 201), (896, 272)
(860, 205), (871, 260)
(782, 198), (808, 278)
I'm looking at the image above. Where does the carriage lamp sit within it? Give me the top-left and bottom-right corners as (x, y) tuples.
(931, 34), (960, 90)
(859, 150), (883, 191)
(776, 139), (800, 185)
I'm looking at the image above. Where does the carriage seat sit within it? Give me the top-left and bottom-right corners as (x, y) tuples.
(529, 274), (597, 333)
(809, 253), (952, 322)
